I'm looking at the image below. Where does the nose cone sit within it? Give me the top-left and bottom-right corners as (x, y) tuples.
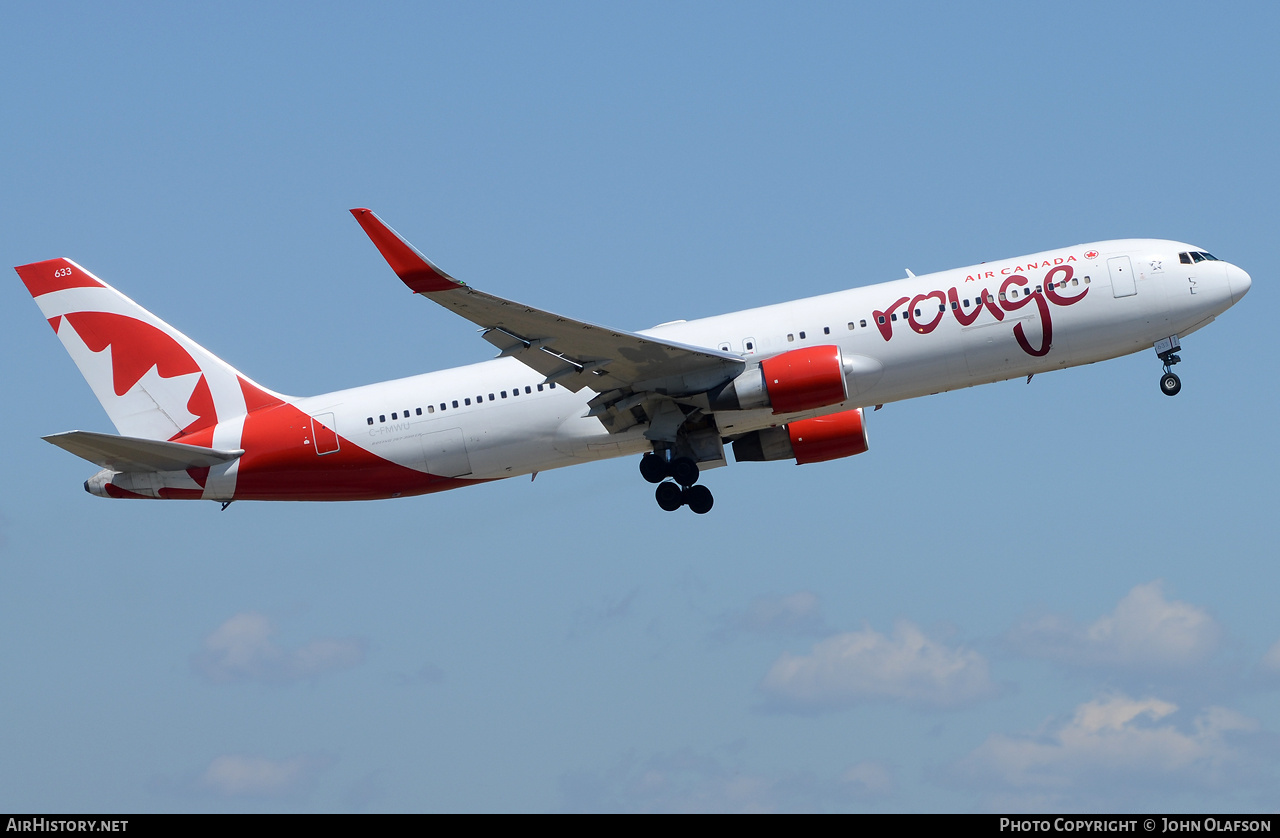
(1227, 263), (1252, 304)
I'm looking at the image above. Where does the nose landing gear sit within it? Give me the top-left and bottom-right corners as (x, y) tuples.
(640, 452), (714, 514)
(1155, 335), (1183, 397)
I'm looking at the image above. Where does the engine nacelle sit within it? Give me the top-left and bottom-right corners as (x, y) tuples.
(84, 468), (221, 500)
(731, 408), (869, 465)
(710, 345), (849, 415)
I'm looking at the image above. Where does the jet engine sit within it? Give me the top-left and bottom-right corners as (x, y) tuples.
(709, 345), (849, 414)
(731, 408), (869, 465)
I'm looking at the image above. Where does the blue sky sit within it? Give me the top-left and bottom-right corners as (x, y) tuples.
(3, 2), (1277, 812)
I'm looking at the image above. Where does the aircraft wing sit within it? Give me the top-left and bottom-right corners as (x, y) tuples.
(350, 209), (745, 402)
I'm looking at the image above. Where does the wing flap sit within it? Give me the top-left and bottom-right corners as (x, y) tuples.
(44, 430), (244, 473)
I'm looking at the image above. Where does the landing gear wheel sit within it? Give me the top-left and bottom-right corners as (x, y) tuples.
(1160, 372), (1182, 396)
(670, 456), (700, 487)
(684, 485), (714, 515)
(639, 453), (668, 484)
(655, 481), (684, 512)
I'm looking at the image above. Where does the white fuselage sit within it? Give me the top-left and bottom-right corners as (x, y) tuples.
(292, 239), (1249, 482)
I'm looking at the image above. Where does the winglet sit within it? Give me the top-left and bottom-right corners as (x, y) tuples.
(349, 208), (463, 293)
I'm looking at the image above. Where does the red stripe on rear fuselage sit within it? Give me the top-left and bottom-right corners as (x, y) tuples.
(231, 400), (487, 500)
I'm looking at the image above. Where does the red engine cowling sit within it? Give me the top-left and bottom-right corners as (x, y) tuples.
(711, 345), (849, 414)
(787, 408), (869, 464)
(760, 345), (848, 414)
(730, 408), (869, 465)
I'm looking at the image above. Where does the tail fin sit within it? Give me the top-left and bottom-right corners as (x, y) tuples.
(16, 258), (287, 441)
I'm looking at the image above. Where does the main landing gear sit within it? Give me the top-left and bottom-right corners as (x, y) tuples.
(640, 452), (714, 514)
(1155, 336), (1183, 397)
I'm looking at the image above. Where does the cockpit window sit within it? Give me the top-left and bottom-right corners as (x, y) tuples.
(1180, 251), (1219, 264)
(1190, 251), (1206, 262)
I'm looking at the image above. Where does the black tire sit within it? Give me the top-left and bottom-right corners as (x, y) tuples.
(1160, 372), (1181, 396)
(670, 456), (700, 487)
(639, 453), (668, 484)
(655, 481), (684, 512)
(684, 485), (714, 515)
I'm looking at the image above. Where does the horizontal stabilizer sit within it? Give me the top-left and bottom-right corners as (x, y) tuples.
(43, 430), (244, 473)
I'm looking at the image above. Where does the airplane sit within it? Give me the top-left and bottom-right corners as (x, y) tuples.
(15, 210), (1252, 513)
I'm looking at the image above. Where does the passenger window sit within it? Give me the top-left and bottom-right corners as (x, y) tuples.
(379, 415), (386, 423)
(366, 417), (373, 426)
(501, 391), (507, 399)
(1071, 278), (1078, 286)
(416, 408), (422, 416)
(451, 400), (458, 408)
(847, 322), (855, 330)
(787, 333), (795, 342)
(823, 326), (830, 335)
(391, 412), (397, 420)
(914, 309), (921, 317)
(465, 398), (471, 406)
(745, 340), (755, 350)
(890, 313), (897, 321)
(999, 292), (1006, 301)
(537, 384), (544, 391)
(859, 320), (867, 327)
(799, 331), (806, 339)
(938, 304), (945, 312)
(950, 301), (958, 309)
(427, 406), (434, 414)
(549, 382), (557, 389)
(877, 315), (886, 324)
(525, 386), (531, 394)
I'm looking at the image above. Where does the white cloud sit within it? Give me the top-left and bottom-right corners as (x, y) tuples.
(192, 612), (366, 684)
(395, 661), (445, 687)
(715, 591), (829, 641)
(559, 748), (888, 812)
(760, 619), (996, 711)
(840, 761), (896, 800)
(566, 588), (638, 640)
(1006, 581), (1222, 671)
(1261, 639), (1280, 674)
(199, 754), (332, 798)
(948, 694), (1267, 810)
